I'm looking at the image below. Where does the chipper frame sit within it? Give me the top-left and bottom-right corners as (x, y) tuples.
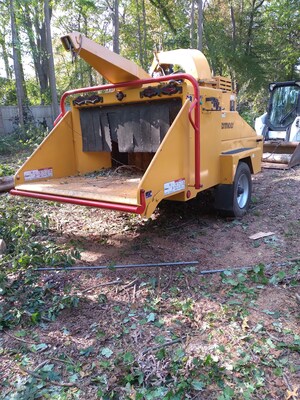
(11, 32), (263, 218)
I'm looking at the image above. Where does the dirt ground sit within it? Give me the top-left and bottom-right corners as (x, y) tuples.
(49, 166), (300, 270)
(1, 164), (300, 399)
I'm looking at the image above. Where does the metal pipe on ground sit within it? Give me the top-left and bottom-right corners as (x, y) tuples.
(34, 261), (199, 272)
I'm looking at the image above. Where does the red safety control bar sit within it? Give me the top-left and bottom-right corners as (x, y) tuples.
(10, 189), (147, 215)
(11, 74), (201, 214)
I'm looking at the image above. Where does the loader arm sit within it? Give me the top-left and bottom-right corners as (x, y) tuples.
(61, 32), (151, 83)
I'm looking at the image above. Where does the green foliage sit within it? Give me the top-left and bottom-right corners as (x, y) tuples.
(1, 254), (299, 398)
(0, 125), (47, 155)
(0, 164), (14, 177)
(0, 77), (17, 105)
(0, 198), (80, 330)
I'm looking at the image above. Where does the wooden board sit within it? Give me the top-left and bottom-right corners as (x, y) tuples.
(15, 173), (142, 205)
(262, 162), (288, 170)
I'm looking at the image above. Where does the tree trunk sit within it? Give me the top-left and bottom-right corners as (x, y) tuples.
(141, 0), (147, 69)
(230, 3), (236, 51)
(197, 0), (203, 51)
(113, 0), (120, 54)
(22, 4), (43, 103)
(135, 0), (143, 66)
(10, 0), (26, 127)
(44, 0), (59, 118)
(149, 0), (177, 34)
(0, 37), (11, 79)
(245, 0), (264, 55)
(190, 0), (196, 48)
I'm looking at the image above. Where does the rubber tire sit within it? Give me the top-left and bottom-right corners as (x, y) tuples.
(214, 161), (252, 218)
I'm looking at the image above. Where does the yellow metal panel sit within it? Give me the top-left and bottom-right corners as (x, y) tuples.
(220, 111), (257, 143)
(214, 76), (232, 91)
(15, 112), (77, 186)
(139, 100), (191, 217)
(249, 146), (263, 173)
(149, 49), (212, 81)
(219, 147), (263, 184)
(61, 32), (150, 83)
(198, 103), (222, 190)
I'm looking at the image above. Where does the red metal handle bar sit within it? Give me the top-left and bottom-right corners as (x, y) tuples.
(56, 73), (201, 189)
(10, 189), (147, 215)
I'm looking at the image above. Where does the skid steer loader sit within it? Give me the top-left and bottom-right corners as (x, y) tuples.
(10, 32), (263, 218)
(255, 81), (300, 169)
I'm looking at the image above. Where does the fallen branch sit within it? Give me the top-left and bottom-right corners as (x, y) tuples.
(49, 357), (74, 365)
(283, 373), (298, 400)
(132, 283), (137, 302)
(117, 278), (138, 293)
(0, 175), (14, 193)
(19, 365), (79, 388)
(81, 279), (122, 293)
(290, 257), (300, 263)
(200, 265), (259, 275)
(265, 331), (282, 343)
(4, 331), (36, 345)
(142, 336), (186, 355)
(34, 360), (51, 372)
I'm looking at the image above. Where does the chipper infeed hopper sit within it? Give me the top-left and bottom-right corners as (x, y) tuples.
(11, 32), (263, 218)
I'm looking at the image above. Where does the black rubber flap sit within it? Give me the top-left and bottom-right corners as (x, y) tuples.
(79, 99), (181, 153)
(80, 109), (112, 152)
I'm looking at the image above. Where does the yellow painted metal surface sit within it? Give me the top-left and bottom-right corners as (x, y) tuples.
(61, 32), (150, 83)
(219, 147), (262, 185)
(150, 49), (212, 81)
(15, 110), (111, 188)
(15, 112), (76, 186)
(140, 100), (191, 217)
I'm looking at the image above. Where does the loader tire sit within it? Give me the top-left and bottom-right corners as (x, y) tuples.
(214, 161), (252, 218)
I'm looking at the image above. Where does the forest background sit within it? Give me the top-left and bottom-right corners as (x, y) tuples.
(0, 0), (299, 130)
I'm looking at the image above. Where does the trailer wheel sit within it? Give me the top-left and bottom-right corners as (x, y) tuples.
(214, 161), (252, 217)
(232, 162), (252, 217)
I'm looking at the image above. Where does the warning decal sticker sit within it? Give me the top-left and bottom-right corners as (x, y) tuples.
(24, 168), (53, 181)
(164, 178), (185, 195)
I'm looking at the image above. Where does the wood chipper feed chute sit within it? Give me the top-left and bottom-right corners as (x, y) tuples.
(11, 74), (201, 218)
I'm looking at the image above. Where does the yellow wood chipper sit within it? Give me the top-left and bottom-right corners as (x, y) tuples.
(11, 32), (263, 218)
